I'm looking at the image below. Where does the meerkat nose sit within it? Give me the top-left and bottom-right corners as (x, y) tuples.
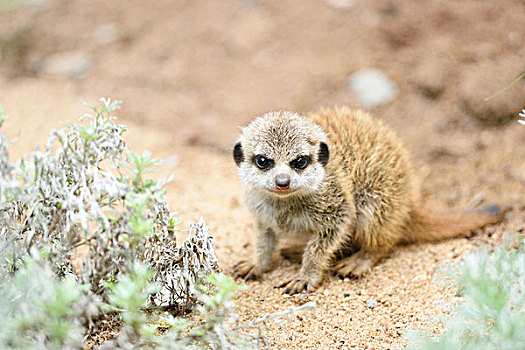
(275, 174), (291, 189)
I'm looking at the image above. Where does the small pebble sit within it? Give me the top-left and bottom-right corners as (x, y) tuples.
(94, 23), (119, 46)
(366, 297), (377, 309)
(347, 68), (399, 108)
(325, 0), (355, 10)
(44, 51), (90, 78)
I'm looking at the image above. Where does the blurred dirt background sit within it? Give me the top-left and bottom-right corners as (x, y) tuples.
(1, 0), (524, 349)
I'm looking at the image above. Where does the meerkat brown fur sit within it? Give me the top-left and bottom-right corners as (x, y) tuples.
(232, 107), (502, 295)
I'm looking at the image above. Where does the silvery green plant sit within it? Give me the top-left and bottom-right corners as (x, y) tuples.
(0, 98), (218, 305)
(102, 260), (160, 348)
(0, 106), (18, 205)
(0, 240), (89, 350)
(0, 98), (220, 348)
(144, 218), (219, 310)
(407, 236), (525, 350)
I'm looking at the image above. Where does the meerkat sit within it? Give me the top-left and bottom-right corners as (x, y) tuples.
(232, 107), (502, 295)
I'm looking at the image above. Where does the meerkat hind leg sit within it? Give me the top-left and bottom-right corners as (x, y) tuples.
(233, 260), (261, 280)
(335, 195), (402, 278)
(334, 250), (388, 278)
(333, 216), (393, 278)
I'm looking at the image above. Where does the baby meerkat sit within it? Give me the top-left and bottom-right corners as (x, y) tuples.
(232, 107), (502, 295)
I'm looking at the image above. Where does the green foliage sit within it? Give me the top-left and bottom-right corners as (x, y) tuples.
(190, 274), (249, 340)
(125, 191), (156, 247)
(0, 242), (87, 350)
(125, 150), (161, 190)
(105, 261), (159, 339)
(407, 236), (525, 350)
(0, 105), (6, 124)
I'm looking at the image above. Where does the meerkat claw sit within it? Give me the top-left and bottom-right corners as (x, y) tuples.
(333, 251), (376, 278)
(278, 274), (319, 295)
(233, 260), (261, 280)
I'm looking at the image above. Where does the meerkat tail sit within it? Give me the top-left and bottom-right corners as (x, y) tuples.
(407, 204), (502, 243)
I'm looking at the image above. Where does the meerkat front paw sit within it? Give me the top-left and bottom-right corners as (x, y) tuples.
(277, 273), (323, 295)
(233, 260), (263, 280)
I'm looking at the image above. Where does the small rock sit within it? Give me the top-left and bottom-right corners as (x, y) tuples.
(347, 68), (399, 108)
(394, 321), (405, 328)
(94, 23), (119, 46)
(44, 51), (90, 78)
(240, 0), (259, 10)
(325, 0), (355, 10)
(366, 297), (377, 309)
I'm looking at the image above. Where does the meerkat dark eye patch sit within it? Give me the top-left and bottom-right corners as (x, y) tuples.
(318, 142), (329, 166)
(233, 142), (244, 166)
(290, 156), (310, 170)
(253, 155), (274, 171)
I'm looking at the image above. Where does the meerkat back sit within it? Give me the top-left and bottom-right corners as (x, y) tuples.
(308, 108), (416, 248)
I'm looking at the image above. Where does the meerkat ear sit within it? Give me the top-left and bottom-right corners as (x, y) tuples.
(233, 142), (244, 166)
(318, 142), (329, 166)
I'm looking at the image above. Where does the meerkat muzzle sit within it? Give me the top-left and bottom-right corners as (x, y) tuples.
(275, 174), (291, 190)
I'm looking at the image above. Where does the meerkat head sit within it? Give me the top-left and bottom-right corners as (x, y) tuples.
(233, 111), (329, 198)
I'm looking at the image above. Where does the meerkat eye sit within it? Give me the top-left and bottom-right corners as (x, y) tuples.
(290, 156), (310, 170)
(253, 155), (274, 170)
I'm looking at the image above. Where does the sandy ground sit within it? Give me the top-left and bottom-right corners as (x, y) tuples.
(1, 0), (524, 349)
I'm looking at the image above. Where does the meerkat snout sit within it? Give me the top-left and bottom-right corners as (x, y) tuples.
(275, 173), (290, 190)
